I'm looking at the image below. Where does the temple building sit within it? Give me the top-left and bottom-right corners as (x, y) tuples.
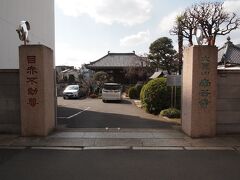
(86, 51), (148, 84)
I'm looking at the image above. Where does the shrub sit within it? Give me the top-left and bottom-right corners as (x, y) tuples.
(128, 86), (138, 99)
(140, 78), (171, 115)
(140, 84), (147, 103)
(128, 84), (143, 99)
(160, 108), (181, 118)
(135, 84), (143, 99)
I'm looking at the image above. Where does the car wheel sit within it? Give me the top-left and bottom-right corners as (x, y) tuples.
(63, 96), (66, 99)
(102, 99), (106, 103)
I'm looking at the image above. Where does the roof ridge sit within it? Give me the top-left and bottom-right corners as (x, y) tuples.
(108, 53), (136, 56)
(88, 52), (144, 65)
(108, 52), (135, 54)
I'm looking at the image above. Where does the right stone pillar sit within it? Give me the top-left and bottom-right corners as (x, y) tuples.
(182, 45), (217, 138)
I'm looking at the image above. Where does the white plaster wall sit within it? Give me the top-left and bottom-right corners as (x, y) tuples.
(0, 0), (55, 69)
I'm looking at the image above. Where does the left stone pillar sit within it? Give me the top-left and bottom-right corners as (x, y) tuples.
(19, 45), (55, 136)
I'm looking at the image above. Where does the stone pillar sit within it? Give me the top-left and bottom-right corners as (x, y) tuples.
(182, 46), (217, 137)
(19, 45), (55, 136)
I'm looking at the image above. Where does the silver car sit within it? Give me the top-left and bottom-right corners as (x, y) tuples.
(102, 83), (122, 103)
(63, 85), (81, 99)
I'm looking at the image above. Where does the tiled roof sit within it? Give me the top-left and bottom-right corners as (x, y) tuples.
(218, 39), (240, 65)
(86, 52), (147, 69)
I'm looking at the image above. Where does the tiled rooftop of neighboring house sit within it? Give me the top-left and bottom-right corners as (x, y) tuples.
(218, 37), (240, 66)
(86, 51), (147, 70)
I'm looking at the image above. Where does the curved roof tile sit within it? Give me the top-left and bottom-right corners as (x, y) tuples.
(86, 52), (147, 69)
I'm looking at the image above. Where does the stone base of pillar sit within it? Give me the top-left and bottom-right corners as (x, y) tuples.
(182, 46), (217, 138)
(19, 45), (55, 136)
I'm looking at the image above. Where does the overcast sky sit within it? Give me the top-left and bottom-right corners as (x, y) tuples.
(55, 0), (240, 68)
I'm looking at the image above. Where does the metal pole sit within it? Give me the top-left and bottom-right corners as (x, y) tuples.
(174, 86), (177, 108)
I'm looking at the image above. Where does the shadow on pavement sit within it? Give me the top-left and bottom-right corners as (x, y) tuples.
(57, 106), (176, 129)
(57, 106), (83, 117)
(104, 99), (132, 104)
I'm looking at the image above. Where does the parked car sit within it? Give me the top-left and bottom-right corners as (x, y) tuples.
(63, 85), (87, 99)
(102, 83), (122, 103)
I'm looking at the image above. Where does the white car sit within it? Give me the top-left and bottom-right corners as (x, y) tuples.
(102, 83), (122, 102)
(63, 85), (80, 99)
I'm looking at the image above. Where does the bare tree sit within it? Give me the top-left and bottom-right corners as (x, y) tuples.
(170, 1), (240, 73)
(189, 2), (240, 46)
(170, 10), (197, 47)
(170, 10), (198, 74)
(124, 67), (148, 84)
(171, 2), (240, 47)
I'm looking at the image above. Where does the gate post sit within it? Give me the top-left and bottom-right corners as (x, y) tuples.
(19, 45), (55, 136)
(182, 46), (217, 137)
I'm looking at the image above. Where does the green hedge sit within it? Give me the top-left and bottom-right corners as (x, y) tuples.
(128, 86), (137, 99)
(160, 108), (181, 118)
(140, 84), (146, 102)
(140, 78), (171, 115)
(135, 84), (143, 99)
(128, 84), (143, 99)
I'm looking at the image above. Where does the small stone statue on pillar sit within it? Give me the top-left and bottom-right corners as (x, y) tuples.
(16, 21), (30, 45)
(194, 25), (206, 45)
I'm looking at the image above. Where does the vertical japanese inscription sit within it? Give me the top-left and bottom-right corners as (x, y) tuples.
(26, 56), (39, 107)
(199, 55), (211, 109)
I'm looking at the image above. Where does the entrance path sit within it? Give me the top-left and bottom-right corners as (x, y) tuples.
(0, 97), (239, 149)
(52, 97), (240, 150)
(57, 97), (176, 129)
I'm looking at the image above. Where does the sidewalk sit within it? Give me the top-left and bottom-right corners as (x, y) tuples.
(0, 128), (240, 151)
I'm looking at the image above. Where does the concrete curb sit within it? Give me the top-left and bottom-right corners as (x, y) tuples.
(184, 147), (235, 150)
(31, 147), (84, 150)
(83, 146), (130, 150)
(132, 147), (184, 150)
(1, 145), (240, 151)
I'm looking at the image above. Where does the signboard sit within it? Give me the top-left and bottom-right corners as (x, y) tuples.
(167, 75), (181, 86)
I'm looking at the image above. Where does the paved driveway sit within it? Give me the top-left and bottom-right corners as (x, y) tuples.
(57, 97), (176, 129)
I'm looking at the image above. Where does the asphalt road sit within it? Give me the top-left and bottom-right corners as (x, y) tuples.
(0, 149), (240, 180)
(57, 97), (175, 129)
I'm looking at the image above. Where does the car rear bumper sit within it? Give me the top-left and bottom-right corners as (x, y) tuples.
(102, 92), (122, 100)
